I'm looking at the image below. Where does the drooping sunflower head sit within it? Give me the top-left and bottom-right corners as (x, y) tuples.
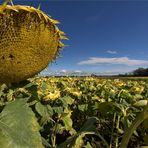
(0, 4), (66, 83)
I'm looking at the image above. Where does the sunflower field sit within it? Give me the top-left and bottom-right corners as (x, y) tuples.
(0, 76), (148, 148)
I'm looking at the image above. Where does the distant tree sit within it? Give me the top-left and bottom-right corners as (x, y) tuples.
(132, 68), (148, 76)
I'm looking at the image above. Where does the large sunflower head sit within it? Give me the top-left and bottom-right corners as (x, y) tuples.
(0, 4), (66, 83)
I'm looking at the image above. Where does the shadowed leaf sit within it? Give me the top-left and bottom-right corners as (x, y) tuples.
(0, 99), (43, 148)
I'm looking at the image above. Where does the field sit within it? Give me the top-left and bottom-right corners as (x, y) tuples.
(0, 76), (148, 148)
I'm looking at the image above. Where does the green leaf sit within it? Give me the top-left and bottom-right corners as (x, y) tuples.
(78, 104), (88, 112)
(142, 118), (148, 129)
(59, 96), (74, 106)
(133, 94), (143, 100)
(117, 128), (124, 134)
(54, 123), (65, 134)
(0, 84), (7, 97)
(53, 106), (63, 115)
(84, 142), (92, 148)
(0, 99), (43, 148)
(143, 134), (148, 145)
(74, 132), (95, 148)
(24, 83), (39, 100)
(58, 131), (95, 148)
(96, 102), (121, 115)
(35, 102), (53, 126)
(6, 89), (14, 101)
(35, 102), (53, 117)
(58, 117), (109, 148)
(2, 0), (10, 6)
(120, 105), (148, 148)
(79, 117), (97, 132)
(133, 100), (148, 107)
(60, 108), (73, 131)
(0, 100), (5, 106)
(42, 137), (51, 147)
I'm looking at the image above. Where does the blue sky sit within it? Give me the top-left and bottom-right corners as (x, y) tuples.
(2, 0), (148, 74)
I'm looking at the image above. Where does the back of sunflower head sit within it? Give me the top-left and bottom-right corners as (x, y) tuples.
(0, 0), (66, 83)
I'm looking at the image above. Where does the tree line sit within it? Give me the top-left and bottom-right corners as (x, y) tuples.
(118, 68), (148, 77)
(131, 68), (148, 76)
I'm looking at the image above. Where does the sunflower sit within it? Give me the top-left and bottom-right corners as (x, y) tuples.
(0, 3), (66, 83)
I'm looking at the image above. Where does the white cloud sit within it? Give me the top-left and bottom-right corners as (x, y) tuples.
(107, 50), (117, 54)
(60, 69), (67, 73)
(78, 57), (148, 66)
(74, 70), (82, 73)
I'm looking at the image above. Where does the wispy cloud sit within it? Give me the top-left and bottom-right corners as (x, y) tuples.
(60, 69), (67, 73)
(74, 70), (82, 73)
(78, 57), (148, 66)
(107, 50), (117, 54)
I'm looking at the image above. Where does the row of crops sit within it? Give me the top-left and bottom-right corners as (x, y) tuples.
(0, 76), (148, 147)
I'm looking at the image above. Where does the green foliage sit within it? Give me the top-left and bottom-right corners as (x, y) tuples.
(0, 99), (43, 148)
(0, 77), (147, 147)
(121, 105), (148, 148)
